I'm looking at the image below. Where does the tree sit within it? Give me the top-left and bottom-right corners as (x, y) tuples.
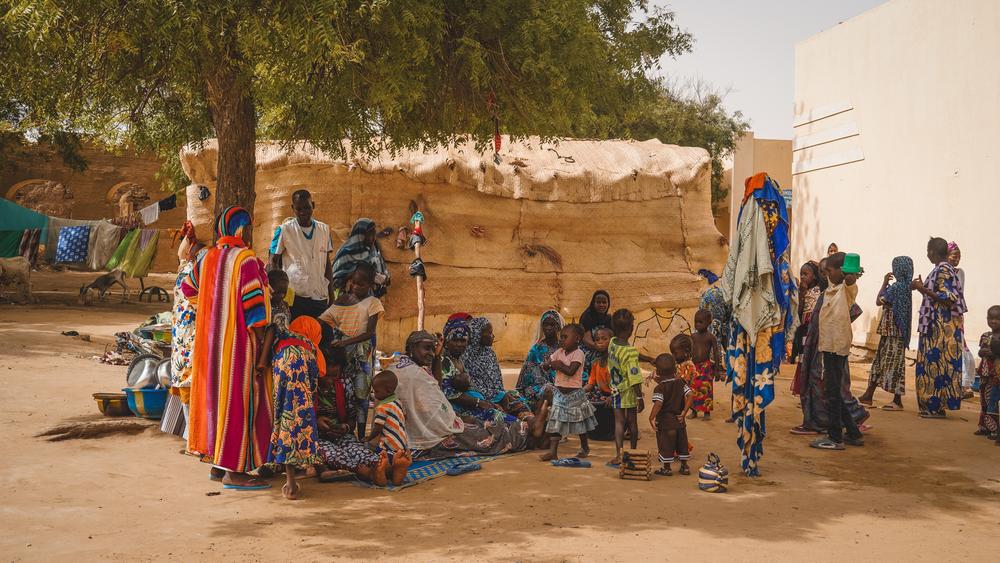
(611, 80), (750, 208)
(3, 0), (692, 217)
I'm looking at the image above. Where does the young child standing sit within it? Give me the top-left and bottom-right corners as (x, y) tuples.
(791, 261), (825, 364)
(690, 311), (718, 419)
(608, 309), (644, 466)
(319, 262), (384, 438)
(268, 269), (292, 330)
(811, 252), (864, 450)
(365, 370), (412, 486)
(584, 327), (614, 403)
(859, 256), (913, 410)
(975, 305), (1000, 440)
(649, 353), (694, 476)
(670, 334), (699, 418)
(542, 324), (597, 460)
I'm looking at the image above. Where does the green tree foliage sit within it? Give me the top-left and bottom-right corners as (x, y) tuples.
(2, 0), (694, 216)
(612, 80), (750, 208)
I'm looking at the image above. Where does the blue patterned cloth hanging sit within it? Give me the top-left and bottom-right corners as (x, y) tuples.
(55, 225), (91, 263)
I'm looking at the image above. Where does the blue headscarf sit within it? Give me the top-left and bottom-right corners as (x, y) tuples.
(331, 218), (389, 287)
(882, 256), (913, 345)
(443, 316), (471, 343)
(215, 206), (252, 239)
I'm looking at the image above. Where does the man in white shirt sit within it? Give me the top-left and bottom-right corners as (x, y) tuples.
(269, 190), (334, 320)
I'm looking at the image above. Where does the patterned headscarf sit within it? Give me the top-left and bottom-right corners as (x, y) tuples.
(443, 315), (471, 343)
(461, 317), (505, 401)
(215, 206), (252, 239)
(535, 309), (566, 343)
(947, 241), (959, 254)
(405, 330), (437, 357)
(882, 256), (913, 345)
(331, 218), (389, 287)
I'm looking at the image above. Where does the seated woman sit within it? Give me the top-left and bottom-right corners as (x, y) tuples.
(313, 346), (379, 482)
(388, 331), (546, 460)
(516, 310), (565, 411)
(438, 317), (513, 424)
(462, 317), (534, 420)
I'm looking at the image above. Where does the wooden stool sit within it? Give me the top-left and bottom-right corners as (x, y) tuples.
(619, 449), (651, 481)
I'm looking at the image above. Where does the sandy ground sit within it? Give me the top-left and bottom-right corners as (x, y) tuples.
(2, 285), (1000, 562)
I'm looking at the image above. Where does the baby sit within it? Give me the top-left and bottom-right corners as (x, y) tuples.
(452, 370), (516, 424)
(365, 371), (412, 486)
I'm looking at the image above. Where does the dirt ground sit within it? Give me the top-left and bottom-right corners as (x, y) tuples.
(2, 277), (999, 561)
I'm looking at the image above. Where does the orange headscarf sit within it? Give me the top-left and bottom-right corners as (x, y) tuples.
(288, 316), (327, 377)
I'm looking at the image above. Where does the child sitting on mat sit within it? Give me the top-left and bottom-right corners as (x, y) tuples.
(541, 323), (598, 461)
(649, 353), (693, 476)
(366, 371), (412, 486)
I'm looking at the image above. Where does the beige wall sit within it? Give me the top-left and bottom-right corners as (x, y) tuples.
(792, 0), (1000, 351)
(726, 133), (792, 238)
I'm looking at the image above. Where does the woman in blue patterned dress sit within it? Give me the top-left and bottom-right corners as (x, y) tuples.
(516, 310), (565, 410)
(912, 237), (967, 418)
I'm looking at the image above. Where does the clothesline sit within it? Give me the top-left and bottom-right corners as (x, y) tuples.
(1, 192), (181, 276)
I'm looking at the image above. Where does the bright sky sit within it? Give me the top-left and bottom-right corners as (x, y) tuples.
(652, 0), (886, 139)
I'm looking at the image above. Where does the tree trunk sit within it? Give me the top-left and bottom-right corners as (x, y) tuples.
(205, 63), (257, 227)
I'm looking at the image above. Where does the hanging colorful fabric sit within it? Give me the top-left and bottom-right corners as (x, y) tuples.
(106, 229), (140, 270)
(55, 225), (91, 263)
(122, 229), (159, 277)
(19, 229), (41, 265)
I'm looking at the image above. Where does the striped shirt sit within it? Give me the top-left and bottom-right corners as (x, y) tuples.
(373, 395), (407, 453)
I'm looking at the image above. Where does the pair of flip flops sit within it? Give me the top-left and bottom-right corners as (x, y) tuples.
(551, 457), (591, 468)
(446, 463), (482, 476)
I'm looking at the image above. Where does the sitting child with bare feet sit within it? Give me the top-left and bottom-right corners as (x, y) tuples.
(670, 334), (699, 419)
(541, 324), (597, 461)
(649, 353), (693, 476)
(366, 371), (412, 486)
(691, 310), (718, 420)
(608, 309), (644, 466)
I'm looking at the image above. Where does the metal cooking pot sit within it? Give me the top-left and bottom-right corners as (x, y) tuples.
(126, 353), (162, 389)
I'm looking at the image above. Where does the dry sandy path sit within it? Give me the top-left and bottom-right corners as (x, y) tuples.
(1, 302), (999, 562)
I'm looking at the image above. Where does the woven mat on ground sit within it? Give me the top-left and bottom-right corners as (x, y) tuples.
(351, 452), (519, 491)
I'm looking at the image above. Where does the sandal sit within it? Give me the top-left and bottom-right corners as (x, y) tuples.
(319, 469), (354, 483)
(222, 478), (271, 491)
(790, 425), (821, 435)
(446, 463), (481, 476)
(809, 438), (845, 450)
(551, 457), (592, 468)
(282, 481), (301, 500)
(881, 404), (904, 411)
(679, 465), (691, 475)
(654, 467), (673, 476)
(919, 411), (946, 419)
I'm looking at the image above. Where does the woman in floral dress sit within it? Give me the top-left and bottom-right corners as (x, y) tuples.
(912, 237), (967, 418)
(266, 316), (323, 499)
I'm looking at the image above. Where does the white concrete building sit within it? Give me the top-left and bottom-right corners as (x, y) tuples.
(792, 0), (1000, 350)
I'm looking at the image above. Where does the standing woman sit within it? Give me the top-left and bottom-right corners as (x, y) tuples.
(330, 218), (390, 296)
(912, 237), (968, 418)
(516, 309), (565, 411)
(182, 207), (272, 490)
(948, 242), (976, 398)
(579, 290), (612, 383)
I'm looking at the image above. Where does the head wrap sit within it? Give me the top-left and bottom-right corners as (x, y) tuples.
(405, 330), (437, 357)
(699, 286), (732, 344)
(535, 309), (566, 343)
(947, 241), (959, 254)
(331, 218), (388, 288)
(579, 290), (612, 332)
(288, 316), (326, 376)
(215, 206), (252, 239)
(461, 317), (505, 401)
(443, 316), (471, 343)
(881, 256), (914, 345)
